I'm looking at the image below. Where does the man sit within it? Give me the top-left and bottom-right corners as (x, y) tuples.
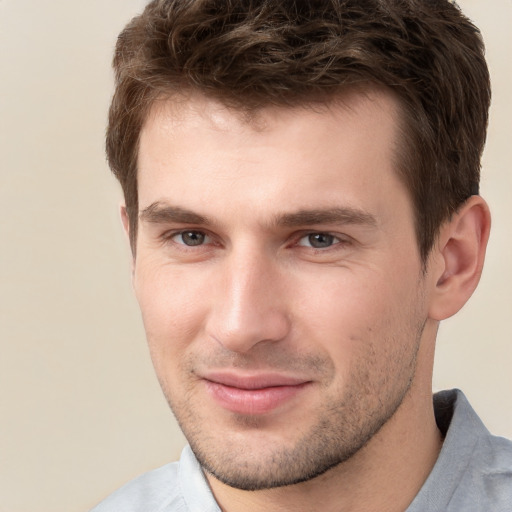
(92, 0), (512, 510)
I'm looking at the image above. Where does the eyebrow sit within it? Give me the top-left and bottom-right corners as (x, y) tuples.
(139, 203), (209, 225)
(139, 202), (377, 229)
(275, 208), (377, 228)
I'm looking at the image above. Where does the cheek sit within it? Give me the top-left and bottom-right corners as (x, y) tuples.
(294, 269), (391, 327)
(134, 263), (209, 361)
(293, 269), (422, 367)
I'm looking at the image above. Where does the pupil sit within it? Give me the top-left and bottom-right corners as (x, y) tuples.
(309, 233), (333, 248)
(182, 231), (205, 246)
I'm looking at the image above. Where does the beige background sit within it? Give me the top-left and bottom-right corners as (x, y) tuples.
(0, 1), (510, 511)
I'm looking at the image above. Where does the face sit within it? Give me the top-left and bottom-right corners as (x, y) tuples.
(132, 91), (434, 490)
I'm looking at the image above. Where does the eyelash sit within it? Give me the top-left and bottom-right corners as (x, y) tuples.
(161, 230), (215, 250)
(161, 229), (350, 252)
(169, 230), (211, 246)
(296, 232), (344, 249)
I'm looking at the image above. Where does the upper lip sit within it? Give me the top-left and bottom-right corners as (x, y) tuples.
(200, 371), (311, 390)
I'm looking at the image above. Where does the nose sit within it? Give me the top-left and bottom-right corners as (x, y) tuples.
(205, 248), (291, 354)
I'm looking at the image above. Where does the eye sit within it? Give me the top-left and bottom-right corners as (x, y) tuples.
(297, 233), (338, 249)
(171, 230), (210, 246)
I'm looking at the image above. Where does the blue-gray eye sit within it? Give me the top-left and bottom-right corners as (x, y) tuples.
(298, 233), (337, 248)
(174, 231), (208, 246)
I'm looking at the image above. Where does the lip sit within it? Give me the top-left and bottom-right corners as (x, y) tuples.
(201, 372), (311, 415)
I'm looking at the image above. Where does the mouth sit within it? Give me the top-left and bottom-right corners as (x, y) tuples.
(201, 372), (312, 415)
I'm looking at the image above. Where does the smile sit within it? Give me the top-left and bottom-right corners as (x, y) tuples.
(202, 373), (312, 415)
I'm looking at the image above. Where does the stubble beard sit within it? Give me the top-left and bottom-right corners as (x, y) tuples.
(158, 320), (424, 492)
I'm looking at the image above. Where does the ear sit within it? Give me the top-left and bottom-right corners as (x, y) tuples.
(120, 204), (136, 269)
(120, 204), (130, 237)
(428, 196), (491, 321)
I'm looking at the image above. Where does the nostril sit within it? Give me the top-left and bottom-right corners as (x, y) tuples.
(206, 308), (291, 354)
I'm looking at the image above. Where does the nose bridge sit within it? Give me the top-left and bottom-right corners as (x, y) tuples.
(207, 243), (290, 353)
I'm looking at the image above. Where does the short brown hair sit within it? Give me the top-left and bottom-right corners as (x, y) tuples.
(107, 0), (490, 261)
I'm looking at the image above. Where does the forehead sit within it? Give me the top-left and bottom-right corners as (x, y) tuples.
(142, 87), (400, 139)
(136, 89), (410, 228)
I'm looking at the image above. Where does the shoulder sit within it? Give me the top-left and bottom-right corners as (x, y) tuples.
(89, 462), (187, 512)
(89, 446), (220, 512)
(408, 390), (512, 511)
(413, 389), (512, 512)
(456, 430), (512, 510)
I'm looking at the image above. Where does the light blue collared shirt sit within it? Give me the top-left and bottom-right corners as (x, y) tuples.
(91, 389), (512, 512)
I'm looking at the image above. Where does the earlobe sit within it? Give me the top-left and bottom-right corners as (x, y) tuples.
(428, 196), (491, 321)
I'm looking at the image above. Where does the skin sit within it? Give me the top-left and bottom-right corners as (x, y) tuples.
(126, 90), (490, 512)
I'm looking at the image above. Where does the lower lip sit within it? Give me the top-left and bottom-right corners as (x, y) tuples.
(204, 381), (309, 415)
